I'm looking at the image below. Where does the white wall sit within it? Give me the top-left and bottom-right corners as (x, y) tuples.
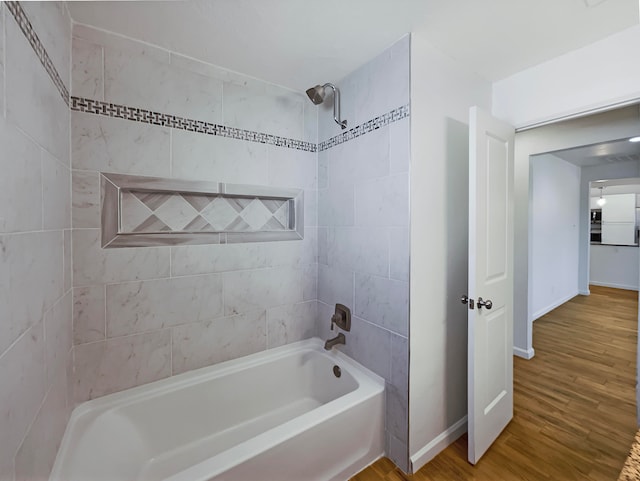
(590, 245), (640, 290)
(409, 32), (492, 472)
(513, 107), (640, 358)
(530, 154), (580, 320)
(493, 26), (640, 129)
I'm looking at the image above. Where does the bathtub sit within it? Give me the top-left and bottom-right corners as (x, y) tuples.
(50, 338), (385, 481)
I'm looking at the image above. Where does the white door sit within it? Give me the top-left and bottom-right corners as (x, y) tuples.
(467, 106), (515, 464)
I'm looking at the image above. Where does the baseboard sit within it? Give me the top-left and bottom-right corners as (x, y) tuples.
(589, 281), (639, 291)
(513, 345), (535, 359)
(531, 291), (579, 322)
(410, 416), (467, 473)
(579, 289), (590, 296)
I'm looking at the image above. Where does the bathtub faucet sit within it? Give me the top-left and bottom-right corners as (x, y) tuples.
(324, 333), (346, 350)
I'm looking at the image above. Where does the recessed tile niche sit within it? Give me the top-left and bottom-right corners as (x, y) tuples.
(100, 173), (304, 247)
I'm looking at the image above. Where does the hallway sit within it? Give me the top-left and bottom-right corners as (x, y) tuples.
(354, 285), (638, 480)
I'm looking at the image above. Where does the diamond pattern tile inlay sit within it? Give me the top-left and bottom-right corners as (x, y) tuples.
(119, 191), (291, 234)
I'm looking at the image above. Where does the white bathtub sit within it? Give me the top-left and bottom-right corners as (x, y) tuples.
(50, 338), (385, 481)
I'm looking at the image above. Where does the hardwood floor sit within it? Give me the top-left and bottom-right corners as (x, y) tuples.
(352, 286), (638, 481)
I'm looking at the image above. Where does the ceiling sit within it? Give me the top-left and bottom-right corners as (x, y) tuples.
(590, 178), (640, 196)
(66, 0), (639, 93)
(550, 137), (640, 167)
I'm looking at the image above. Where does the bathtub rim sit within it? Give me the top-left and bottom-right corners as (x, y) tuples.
(52, 337), (385, 481)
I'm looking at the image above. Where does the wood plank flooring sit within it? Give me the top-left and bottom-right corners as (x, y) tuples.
(352, 286), (638, 481)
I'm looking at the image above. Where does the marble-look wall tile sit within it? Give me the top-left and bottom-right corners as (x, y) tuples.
(64, 229), (72, 293)
(171, 243), (267, 276)
(267, 301), (317, 349)
(20, 1), (71, 89)
(106, 274), (224, 338)
(0, 231), (63, 354)
(72, 229), (170, 286)
(317, 264), (354, 308)
(303, 263), (318, 302)
(267, 145), (317, 191)
(171, 130), (268, 184)
(104, 46), (223, 124)
(386, 383), (408, 443)
(72, 111), (170, 176)
(14, 373), (68, 481)
(44, 291), (72, 385)
(389, 228), (409, 282)
(223, 266), (303, 316)
(318, 187), (354, 227)
(340, 316), (391, 381)
(261, 235), (316, 269)
(0, 322), (46, 477)
(74, 329), (171, 402)
(353, 36), (409, 127)
(72, 37), (103, 99)
(223, 82), (303, 139)
(390, 334), (408, 394)
(326, 227), (388, 277)
(42, 150), (71, 230)
(389, 117), (410, 174)
(73, 24), (169, 63)
(303, 100), (318, 144)
(355, 274), (408, 337)
(5, 17), (69, 163)
(0, 118), (43, 233)
(317, 228), (328, 267)
(0, 5), (4, 115)
(72, 170), (100, 228)
(73, 286), (105, 345)
(355, 173), (409, 228)
(317, 150), (328, 190)
(327, 127), (390, 187)
(387, 433), (409, 473)
(172, 309), (266, 375)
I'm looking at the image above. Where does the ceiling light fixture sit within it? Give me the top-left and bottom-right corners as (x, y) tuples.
(629, 136), (640, 142)
(596, 186), (607, 207)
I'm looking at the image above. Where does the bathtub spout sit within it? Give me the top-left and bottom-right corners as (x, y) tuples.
(324, 333), (346, 350)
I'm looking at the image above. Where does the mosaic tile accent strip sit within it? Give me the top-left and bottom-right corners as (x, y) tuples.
(71, 97), (318, 152)
(318, 104), (410, 151)
(120, 191), (290, 234)
(101, 173), (303, 248)
(5, 1), (70, 105)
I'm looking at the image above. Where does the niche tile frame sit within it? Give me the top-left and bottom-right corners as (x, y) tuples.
(101, 173), (304, 247)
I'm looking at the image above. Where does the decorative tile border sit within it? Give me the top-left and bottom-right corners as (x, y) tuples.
(5, 1), (70, 105)
(71, 96), (318, 152)
(7, 0), (410, 153)
(318, 104), (410, 151)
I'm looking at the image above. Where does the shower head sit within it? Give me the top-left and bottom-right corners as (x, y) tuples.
(305, 82), (347, 129)
(305, 85), (326, 105)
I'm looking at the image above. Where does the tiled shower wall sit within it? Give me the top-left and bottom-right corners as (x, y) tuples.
(0, 2), (73, 480)
(316, 36), (411, 471)
(70, 25), (319, 402)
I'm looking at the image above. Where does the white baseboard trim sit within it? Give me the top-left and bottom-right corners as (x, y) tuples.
(589, 281), (639, 291)
(410, 416), (467, 473)
(513, 345), (535, 359)
(531, 291), (579, 322)
(578, 289), (590, 296)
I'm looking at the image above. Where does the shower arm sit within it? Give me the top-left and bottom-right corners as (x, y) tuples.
(323, 83), (347, 130)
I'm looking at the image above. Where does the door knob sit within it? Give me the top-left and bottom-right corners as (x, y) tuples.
(461, 295), (474, 310)
(477, 297), (493, 309)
